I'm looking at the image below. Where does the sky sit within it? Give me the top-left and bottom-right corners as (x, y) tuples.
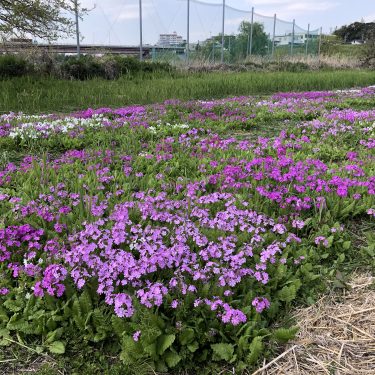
(57, 0), (375, 45)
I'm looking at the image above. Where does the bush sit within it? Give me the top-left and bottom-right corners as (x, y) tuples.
(60, 56), (105, 80)
(0, 55), (31, 78)
(361, 32), (375, 69)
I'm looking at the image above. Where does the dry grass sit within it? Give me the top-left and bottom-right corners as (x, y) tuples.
(179, 55), (362, 73)
(252, 273), (375, 375)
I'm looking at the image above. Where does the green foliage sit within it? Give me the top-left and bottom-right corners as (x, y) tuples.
(334, 21), (375, 43)
(0, 55), (31, 78)
(273, 327), (299, 343)
(195, 21), (269, 62)
(0, 0), (75, 40)
(211, 343), (235, 362)
(246, 336), (263, 365)
(1, 71), (375, 113)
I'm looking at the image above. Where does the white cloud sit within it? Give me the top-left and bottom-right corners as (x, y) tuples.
(285, 2), (339, 12)
(363, 13), (375, 22)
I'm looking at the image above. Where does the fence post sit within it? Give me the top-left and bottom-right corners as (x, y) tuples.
(291, 19), (295, 55)
(186, 0), (190, 63)
(228, 35), (231, 63)
(305, 23), (310, 56)
(213, 40), (215, 64)
(221, 0), (225, 63)
(139, 0), (143, 61)
(249, 7), (254, 56)
(272, 13), (276, 58)
(74, 0), (80, 57)
(247, 33), (250, 56)
(318, 27), (322, 58)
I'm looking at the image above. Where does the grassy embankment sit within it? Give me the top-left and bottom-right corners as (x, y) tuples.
(1, 70), (375, 113)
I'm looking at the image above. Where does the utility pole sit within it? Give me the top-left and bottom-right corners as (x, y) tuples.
(318, 27), (322, 58)
(272, 13), (276, 58)
(305, 23), (310, 56)
(74, 0), (80, 57)
(291, 19), (295, 55)
(249, 7), (254, 56)
(221, 0), (225, 63)
(139, 0), (143, 61)
(186, 0), (190, 63)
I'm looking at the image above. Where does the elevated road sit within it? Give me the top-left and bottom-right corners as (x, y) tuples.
(0, 43), (186, 57)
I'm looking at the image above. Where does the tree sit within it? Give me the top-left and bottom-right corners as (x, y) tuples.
(334, 22), (375, 43)
(0, 0), (85, 40)
(361, 28), (375, 69)
(194, 21), (269, 63)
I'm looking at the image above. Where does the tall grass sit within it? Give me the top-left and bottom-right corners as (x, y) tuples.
(1, 70), (375, 113)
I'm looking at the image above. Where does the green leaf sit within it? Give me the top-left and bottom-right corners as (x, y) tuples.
(47, 341), (65, 354)
(211, 343), (234, 361)
(247, 336), (263, 365)
(45, 328), (64, 344)
(111, 316), (127, 337)
(187, 341), (199, 353)
(343, 241), (351, 250)
(273, 327), (299, 343)
(164, 351), (181, 368)
(79, 289), (93, 317)
(0, 328), (11, 346)
(179, 328), (195, 345)
(278, 284), (297, 303)
(72, 299), (85, 330)
(157, 334), (176, 355)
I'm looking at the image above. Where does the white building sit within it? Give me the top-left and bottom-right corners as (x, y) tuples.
(274, 33), (318, 46)
(157, 32), (184, 47)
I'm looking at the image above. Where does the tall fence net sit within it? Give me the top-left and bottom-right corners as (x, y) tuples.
(60, 0), (321, 63)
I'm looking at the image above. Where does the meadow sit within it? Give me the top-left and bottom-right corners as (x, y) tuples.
(0, 83), (374, 374)
(1, 70), (375, 113)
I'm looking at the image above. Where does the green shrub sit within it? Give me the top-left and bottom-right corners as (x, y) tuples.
(60, 56), (105, 80)
(0, 55), (31, 78)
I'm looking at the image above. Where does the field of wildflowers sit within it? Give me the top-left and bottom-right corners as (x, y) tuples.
(0, 87), (374, 373)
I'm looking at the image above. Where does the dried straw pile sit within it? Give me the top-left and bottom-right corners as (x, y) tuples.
(252, 274), (375, 375)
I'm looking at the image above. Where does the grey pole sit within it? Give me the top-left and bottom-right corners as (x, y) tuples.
(318, 26), (322, 58)
(221, 0), (225, 63)
(139, 0), (143, 61)
(272, 13), (276, 58)
(213, 40), (215, 63)
(74, 0), (80, 57)
(246, 33), (250, 57)
(186, 0), (190, 63)
(305, 23), (310, 56)
(228, 35), (231, 63)
(249, 7), (254, 56)
(291, 19), (295, 55)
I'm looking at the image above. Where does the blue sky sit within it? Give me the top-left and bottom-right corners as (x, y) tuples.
(58, 0), (375, 45)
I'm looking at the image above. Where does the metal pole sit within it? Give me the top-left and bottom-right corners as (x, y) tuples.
(318, 27), (322, 58)
(221, 0), (225, 63)
(305, 23), (310, 56)
(272, 13), (276, 58)
(291, 19), (295, 55)
(186, 0), (190, 63)
(228, 35), (231, 63)
(139, 0), (143, 61)
(249, 7), (254, 56)
(247, 33), (250, 57)
(74, 0), (80, 57)
(213, 40), (215, 64)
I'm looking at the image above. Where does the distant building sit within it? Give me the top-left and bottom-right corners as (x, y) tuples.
(274, 33), (318, 46)
(9, 38), (33, 44)
(157, 32), (184, 47)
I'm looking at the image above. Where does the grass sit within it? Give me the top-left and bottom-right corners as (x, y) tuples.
(1, 70), (375, 113)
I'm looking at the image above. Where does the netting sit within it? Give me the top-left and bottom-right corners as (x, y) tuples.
(57, 0), (321, 62)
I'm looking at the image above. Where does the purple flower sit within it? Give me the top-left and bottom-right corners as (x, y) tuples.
(252, 297), (271, 313)
(133, 330), (141, 342)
